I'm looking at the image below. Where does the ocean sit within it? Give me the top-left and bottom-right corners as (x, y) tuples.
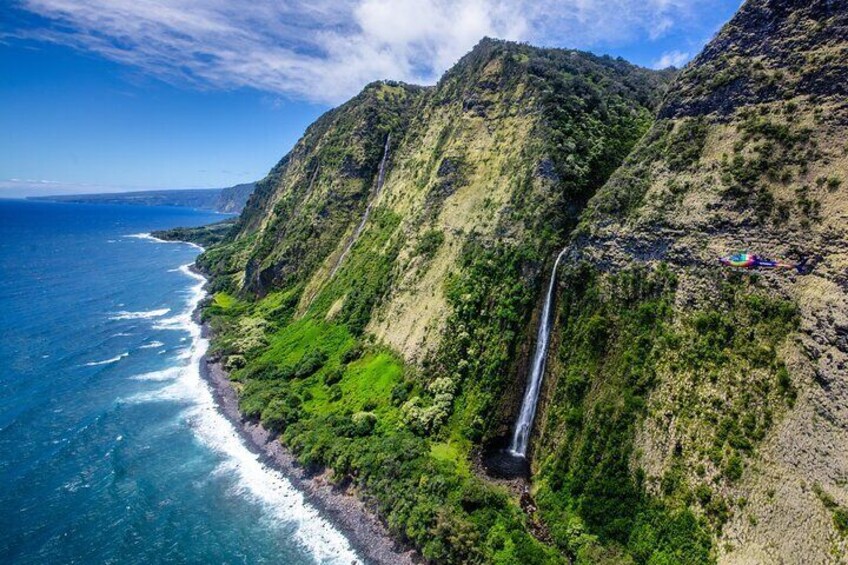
(0, 200), (358, 564)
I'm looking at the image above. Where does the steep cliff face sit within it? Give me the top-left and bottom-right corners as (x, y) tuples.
(362, 41), (669, 362)
(215, 182), (256, 213)
(34, 182), (255, 213)
(198, 39), (672, 563)
(535, 1), (848, 562)
(228, 81), (427, 294)
(210, 39), (668, 353)
(196, 2), (848, 562)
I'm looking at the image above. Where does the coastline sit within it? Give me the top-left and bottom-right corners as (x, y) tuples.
(190, 268), (418, 565)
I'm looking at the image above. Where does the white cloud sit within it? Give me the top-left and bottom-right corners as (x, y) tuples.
(652, 49), (691, 69)
(15, 0), (714, 103)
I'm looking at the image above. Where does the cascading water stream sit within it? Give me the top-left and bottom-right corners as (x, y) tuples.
(509, 248), (568, 457)
(329, 133), (391, 278)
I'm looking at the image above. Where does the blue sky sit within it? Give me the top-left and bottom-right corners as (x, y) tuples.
(1, 0), (742, 197)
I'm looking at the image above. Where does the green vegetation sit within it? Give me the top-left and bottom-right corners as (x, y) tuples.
(208, 258), (563, 564)
(185, 25), (833, 563)
(666, 118), (709, 172)
(234, 81), (425, 295)
(413, 229), (445, 261)
(720, 111), (819, 224)
(196, 65), (662, 555)
(308, 209), (402, 335)
(405, 241), (540, 442)
(813, 483), (848, 537)
(531, 265), (799, 563)
(534, 264), (713, 564)
(151, 219), (237, 247)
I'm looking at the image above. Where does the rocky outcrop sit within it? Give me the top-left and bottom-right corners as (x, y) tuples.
(661, 0), (848, 120)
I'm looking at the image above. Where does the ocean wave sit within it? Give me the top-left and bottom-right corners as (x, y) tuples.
(129, 367), (182, 382)
(125, 232), (203, 251)
(110, 308), (170, 320)
(139, 341), (165, 349)
(123, 263), (360, 563)
(125, 232), (158, 241)
(84, 352), (128, 366)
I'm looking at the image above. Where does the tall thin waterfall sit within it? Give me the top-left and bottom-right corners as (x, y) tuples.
(509, 248), (568, 457)
(329, 133), (391, 278)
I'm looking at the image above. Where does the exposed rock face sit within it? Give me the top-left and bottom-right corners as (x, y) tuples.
(215, 182), (256, 213)
(661, 0), (848, 120)
(534, 1), (848, 562)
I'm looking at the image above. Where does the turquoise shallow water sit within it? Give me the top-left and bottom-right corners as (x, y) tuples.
(0, 200), (358, 564)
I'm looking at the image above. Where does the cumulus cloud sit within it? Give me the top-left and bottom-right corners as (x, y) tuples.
(652, 49), (691, 69)
(14, 0), (712, 103)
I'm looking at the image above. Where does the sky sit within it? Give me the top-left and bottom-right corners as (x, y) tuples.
(1, 0), (743, 197)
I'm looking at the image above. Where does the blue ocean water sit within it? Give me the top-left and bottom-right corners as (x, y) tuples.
(0, 200), (358, 564)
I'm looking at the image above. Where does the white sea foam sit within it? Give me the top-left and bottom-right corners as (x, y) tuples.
(110, 308), (170, 320)
(152, 314), (190, 331)
(139, 341), (165, 349)
(130, 367), (182, 382)
(126, 232), (159, 241)
(124, 262), (360, 563)
(126, 232), (203, 251)
(84, 352), (128, 366)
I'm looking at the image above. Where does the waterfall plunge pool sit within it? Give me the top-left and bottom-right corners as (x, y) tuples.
(481, 438), (530, 479)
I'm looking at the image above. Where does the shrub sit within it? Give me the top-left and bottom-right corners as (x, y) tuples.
(262, 395), (302, 433)
(225, 354), (246, 371)
(834, 508), (848, 536)
(724, 454), (744, 482)
(390, 380), (413, 405)
(341, 343), (363, 364)
(352, 411), (377, 436)
(323, 366), (344, 386)
(666, 118), (709, 171)
(327, 384), (342, 402)
(294, 349), (328, 378)
(414, 229), (445, 260)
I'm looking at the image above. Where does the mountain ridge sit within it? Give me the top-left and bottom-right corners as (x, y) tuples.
(32, 182), (256, 214)
(188, 3), (848, 562)
(195, 37), (674, 564)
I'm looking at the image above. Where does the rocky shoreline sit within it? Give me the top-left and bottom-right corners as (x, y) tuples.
(193, 302), (418, 565)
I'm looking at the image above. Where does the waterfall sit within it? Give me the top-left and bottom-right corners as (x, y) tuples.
(509, 247), (568, 457)
(329, 133), (391, 278)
